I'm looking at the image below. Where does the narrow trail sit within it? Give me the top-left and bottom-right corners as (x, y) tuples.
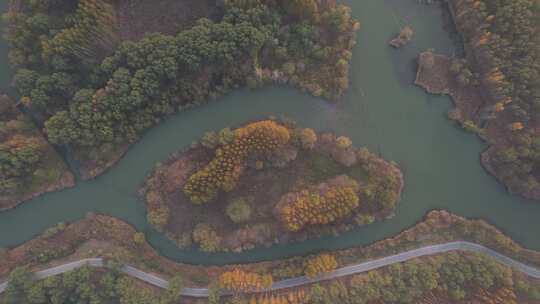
(1, 241), (539, 298)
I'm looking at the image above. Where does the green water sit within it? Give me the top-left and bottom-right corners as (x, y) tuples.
(0, 0), (539, 265)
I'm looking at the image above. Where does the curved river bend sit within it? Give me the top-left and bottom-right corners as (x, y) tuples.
(1, 0), (540, 265)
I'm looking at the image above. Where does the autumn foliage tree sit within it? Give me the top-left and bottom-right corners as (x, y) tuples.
(304, 254), (338, 278)
(219, 269), (273, 293)
(184, 121), (290, 203)
(450, 0), (540, 196)
(274, 176), (360, 231)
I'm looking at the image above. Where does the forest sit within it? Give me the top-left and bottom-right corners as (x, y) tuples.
(1, 266), (184, 304)
(0, 94), (73, 210)
(449, 0), (540, 198)
(3, 251), (540, 304)
(2, 0), (359, 178)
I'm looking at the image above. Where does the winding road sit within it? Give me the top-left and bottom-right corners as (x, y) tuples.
(1, 241), (539, 298)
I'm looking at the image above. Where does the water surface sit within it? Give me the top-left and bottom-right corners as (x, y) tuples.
(0, 0), (539, 265)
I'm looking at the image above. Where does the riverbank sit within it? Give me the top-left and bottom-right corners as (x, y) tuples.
(139, 119), (403, 252)
(2, 211), (540, 302)
(416, 0), (540, 200)
(1, 210), (539, 286)
(0, 95), (75, 211)
(2, 243), (540, 303)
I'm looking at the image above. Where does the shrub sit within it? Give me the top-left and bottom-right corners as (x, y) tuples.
(336, 136), (352, 149)
(255, 160), (264, 170)
(218, 128), (235, 145)
(42, 222), (66, 239)
(299, 128), (317, 149)
(201, 131), (219, 149)
(147, 206), (169, 230)
(184, 121), (290, 204)
(174, 233), (192, 249)
(226, 198), (252, 224)
(354, 214), (375, 226)
(133, 232), (145, 245)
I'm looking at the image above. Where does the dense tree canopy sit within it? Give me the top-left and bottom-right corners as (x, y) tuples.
(0, 96), (45, 195)
(452, 0), (540, 195)
(2, 266), (184, 304)
(3, 0), (358, 175)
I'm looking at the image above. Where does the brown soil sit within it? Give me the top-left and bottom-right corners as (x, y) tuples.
(140, 124), (404, 252)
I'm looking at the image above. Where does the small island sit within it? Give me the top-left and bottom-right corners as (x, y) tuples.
(0, 95), (74, 211)
(140, 119), (403, 252)
(389, 25), (414, 48)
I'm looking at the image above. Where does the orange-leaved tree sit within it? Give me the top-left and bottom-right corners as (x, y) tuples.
(184, 120), (290, 204)
(304, 254), (338, 278)
(274, 177), (359, 231)
(219, 268), (273, 293)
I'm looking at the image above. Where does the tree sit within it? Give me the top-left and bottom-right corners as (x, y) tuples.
(219, 269), (273, 293)
(208, 283), (221, 304)
(3, 267), (33, 304)
(161, 275), (183, 304)
(299, 128), (317, 149)
(192, 223), (221, 252)
(202, 131), (219, 149)
(226, 198), (252, 224)
(280, 0), (320, 22)
(308, 284), (330, 304)
(274, 177), (360, 231)
(184, 121), (290, 204)
(133, 232), (145, 245)
(304, 254), (338, 278)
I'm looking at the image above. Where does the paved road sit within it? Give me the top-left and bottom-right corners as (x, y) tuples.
(1, 241), (539, 297)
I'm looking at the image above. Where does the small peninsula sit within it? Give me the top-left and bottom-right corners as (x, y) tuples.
(416, 0), (540, 200)
(140, 119), (404, 252)
(0, 95), (74, 211)
(3, 0), (360, 180)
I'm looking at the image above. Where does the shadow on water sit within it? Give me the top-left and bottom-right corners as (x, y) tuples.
(0, 0), (539, 265)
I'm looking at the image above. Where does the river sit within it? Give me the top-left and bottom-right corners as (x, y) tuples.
(0, 0), (539, 265)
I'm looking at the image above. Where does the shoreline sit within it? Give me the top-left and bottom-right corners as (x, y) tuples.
(1, 210), (540, 303)
(2, 210), (540, 284)
(415, 0), (540, 201)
